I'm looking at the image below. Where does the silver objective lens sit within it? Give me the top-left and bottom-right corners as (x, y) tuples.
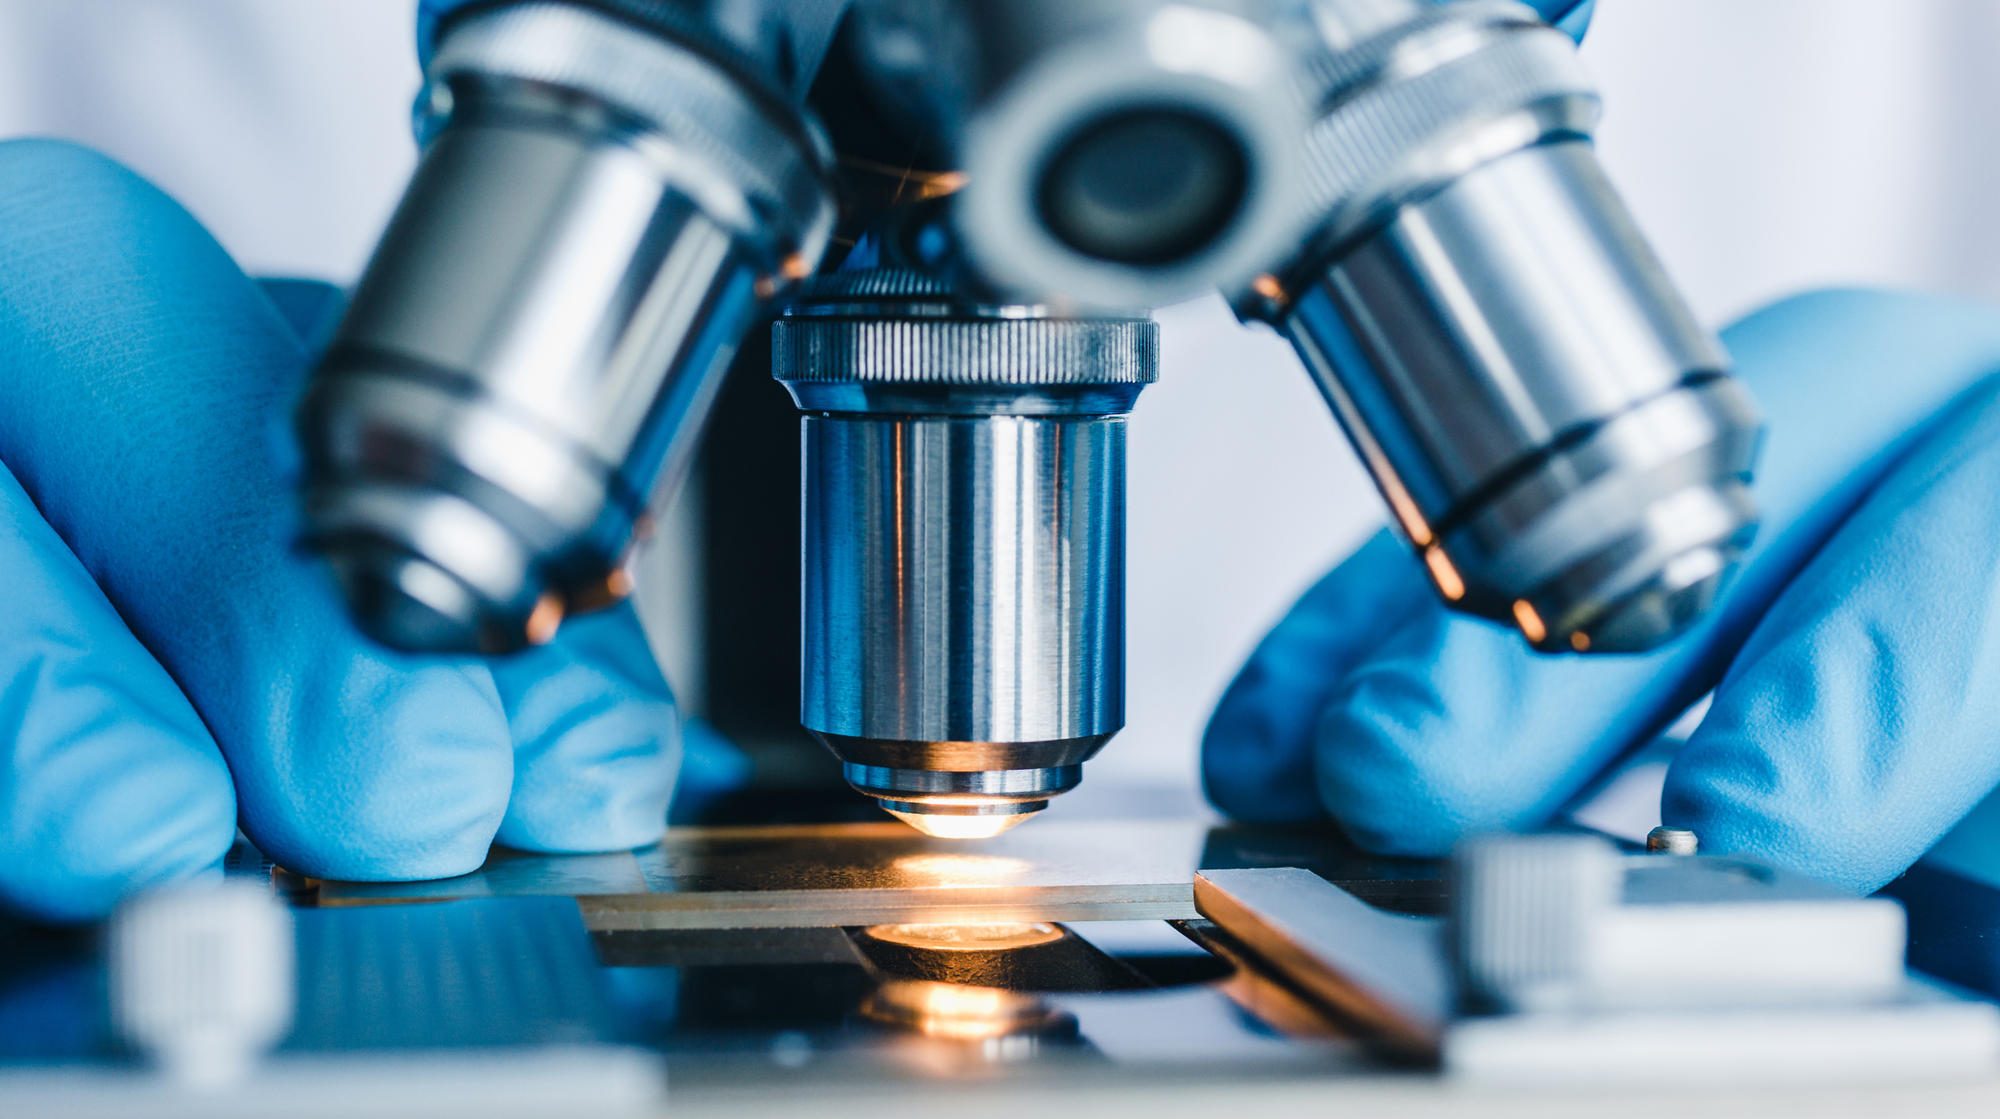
(1238, 0), (1762, 652)
(850, 0), (1309, 308)
(299, 1), (835, 653)
(773, 270), (1158, 836)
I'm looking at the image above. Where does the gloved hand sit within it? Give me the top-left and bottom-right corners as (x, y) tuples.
(0, 140), (683, 922)
(1204, 287), (2000, 893)
(1523, 0), (1595, 39)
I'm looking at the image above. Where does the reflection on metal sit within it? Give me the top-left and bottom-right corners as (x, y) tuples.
(1194, 868), (1448, 1058)
(851, 921), (1093, 1073)
(862, 924), (1065, 953)
(1509, 600), (1547, 646)
(852, 921), (1149, 994)
(862, 980), (1069, 1044)
(776, 272), (1156, 830)
(1172, 920), (1349, 1042)
(1421, 545), (1465, 602)
(318, 821), (1205, 931)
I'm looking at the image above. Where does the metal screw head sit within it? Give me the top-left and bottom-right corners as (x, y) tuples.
(1645, 826), (1699, 855)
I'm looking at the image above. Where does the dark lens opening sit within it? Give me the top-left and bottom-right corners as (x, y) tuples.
(1035, 108), (1251, 267)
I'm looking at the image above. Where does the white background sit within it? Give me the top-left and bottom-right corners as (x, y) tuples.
(1, 1), (1996, 794)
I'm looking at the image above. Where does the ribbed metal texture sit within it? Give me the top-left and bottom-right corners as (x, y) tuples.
(773, 317), (1158, 386)
(788, 267), (957, 302)
(1293, 0), (1530, 103)
(1450, 835), (1620, 1012)
(1296, 8), (1597, 218)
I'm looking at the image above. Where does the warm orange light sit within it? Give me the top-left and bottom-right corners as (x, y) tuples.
(1569, 631), (1592, 652)
(1385, 486), (1433, 548)
(524, 593), (566, 646)
(864, 980), (1044, 1042)
(1423, 545), (1466, 601)
(1512, 600), (1547, 644)
(568, 567), (634, 612)
(1251, 273), (1287, 303)
(918, 171), (969, 199)
(886, 810), (1029, 839)
(862, 923), (1063, 952)
(887, 852), (1033, 885)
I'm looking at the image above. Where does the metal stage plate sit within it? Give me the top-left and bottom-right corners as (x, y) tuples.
(314, 820), (1444, 930)
(317, 821), (1209, 929)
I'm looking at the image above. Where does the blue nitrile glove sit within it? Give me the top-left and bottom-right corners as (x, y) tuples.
(1522, 0), (1595, 40)
(0, 139), (685, 922)
(1204, 288), (2000, 893)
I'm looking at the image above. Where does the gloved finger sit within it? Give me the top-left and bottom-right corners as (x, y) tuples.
(0, 460), (235, 921)
(0, 139), (515, 881)
(1667, 374), (2000, 893)
(1518, 0), (1595, 40)
(489, 604), (680, 853)
(1202, 533), (1431, 821)
(1204, 289), (2000, 854)
(671, 717), (756, 822)
(256, 278), (347, 349)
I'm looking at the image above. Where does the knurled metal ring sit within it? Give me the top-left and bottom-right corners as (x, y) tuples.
(773, 318), (1158, 386)
(775, 269), (1158, 388)
(1295, 4), (1598, 252)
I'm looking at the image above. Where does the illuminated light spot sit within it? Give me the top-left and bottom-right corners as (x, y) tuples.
(862, 980), (1047, 1042)
(919, 171), (969, 198)
(1385, 486), (1433, 548)
(781, 252), (813, 280)
(862, 923), (1063, 952)
(1512, 600), (1547, 645)
(567, 568), (634, 613)
(1251, 273), (1287, 303)
(886, 809), (1031, 840)
(1569, 631), (1591, 653)
(888, 853), (1033, 884)
(1423, 545), (1466, 601)
(524, 594), (565, 646)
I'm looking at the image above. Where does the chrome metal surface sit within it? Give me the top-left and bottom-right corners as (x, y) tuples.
(1241, 0), (1762, 652)
(849, 0), (1310, 307)
(1196, 868), (1448, 1055)
(800, 417), (1124, 746)
(1645, 826), (1699, 856)
(299, 1), (834, 652)
(774, 271), (1157, 827)
(842, 762), (1083, 819)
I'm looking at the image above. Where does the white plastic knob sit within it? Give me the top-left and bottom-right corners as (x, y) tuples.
(109, 882), (295, 1087)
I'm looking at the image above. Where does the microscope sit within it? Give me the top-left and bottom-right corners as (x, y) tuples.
(295, 0), (1762, 835)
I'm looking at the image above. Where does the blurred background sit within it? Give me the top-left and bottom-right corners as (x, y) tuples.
(0, 0), (1994, 810)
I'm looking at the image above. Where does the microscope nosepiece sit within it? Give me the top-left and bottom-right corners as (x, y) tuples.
(774, 270), (1157, 832)
(1244, 0), (1762, 652)
(851, 0), (1311, 309)
(297, 1), (833, 653)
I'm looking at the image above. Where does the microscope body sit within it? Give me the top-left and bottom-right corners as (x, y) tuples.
(297, 0), (1764, 832)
